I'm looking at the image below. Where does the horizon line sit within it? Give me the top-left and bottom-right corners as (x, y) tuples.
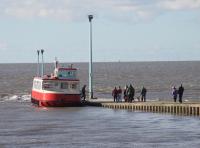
(0, 60), (200, 64)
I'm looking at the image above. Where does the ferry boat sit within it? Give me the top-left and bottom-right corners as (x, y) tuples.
(31, 51), (81, 107)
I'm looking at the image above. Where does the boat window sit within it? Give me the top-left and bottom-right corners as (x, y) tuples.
(33, 80), (42, 90)
(43, 82), (54, 89)
(71, 84), (77, 89)
(68, 71), (73, 76)
(61, 82), (68, 89)
(58, 70), (76, 79)
(54, 82), (59, 87)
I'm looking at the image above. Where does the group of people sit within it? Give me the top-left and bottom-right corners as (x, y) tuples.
(112, 85), (147, 103)
(171, 84), (184, 103)
(112, 86), (122, 102)
(82, 83), (185, 103)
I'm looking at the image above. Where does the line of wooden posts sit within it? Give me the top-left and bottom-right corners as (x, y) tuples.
(100, 102), (200, 116)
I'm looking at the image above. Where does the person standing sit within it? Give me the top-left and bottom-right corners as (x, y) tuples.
(81, 85), (87, 101)
(124, 85), (128, 102)
(178, 84), (184, 103)
(141, 87), (147, 102)
(128, 84), (135, 102)
(112, 87), (118, 102)
(117, 86), (122, 102)
(172, 86), (178, 102)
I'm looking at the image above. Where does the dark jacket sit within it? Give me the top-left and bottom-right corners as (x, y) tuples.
(178, 86), (184, 95)
(141, 87), (147, 96)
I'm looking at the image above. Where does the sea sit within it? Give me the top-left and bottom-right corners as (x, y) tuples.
(0, 61), (200, 148)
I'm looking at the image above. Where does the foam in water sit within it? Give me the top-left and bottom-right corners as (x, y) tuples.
(0, 94), (31, 102)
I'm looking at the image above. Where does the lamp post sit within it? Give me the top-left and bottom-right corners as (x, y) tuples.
(88, 15), (93, 99)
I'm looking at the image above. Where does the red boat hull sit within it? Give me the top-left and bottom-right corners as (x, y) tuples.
(31, 90), (81, 107)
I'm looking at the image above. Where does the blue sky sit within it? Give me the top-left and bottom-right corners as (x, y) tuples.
(0, 0), (200, 63)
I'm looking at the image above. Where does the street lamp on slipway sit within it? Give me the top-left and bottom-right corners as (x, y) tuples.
(88, 15), (94, 99)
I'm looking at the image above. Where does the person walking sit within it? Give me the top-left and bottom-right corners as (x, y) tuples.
(81, 85), (87, 101)
(178, 84), (184, 103)
(172, 86), (178, 102)
(112, 87), (118, 102)
(141, 87), (147, 102)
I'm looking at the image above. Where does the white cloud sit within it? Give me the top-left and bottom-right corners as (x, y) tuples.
(0, 0), (200, 22)
(0, 0), (156, 22)
(159, 0), (200, 10)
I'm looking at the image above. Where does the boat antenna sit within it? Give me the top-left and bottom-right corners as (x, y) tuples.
(41, 49), (44, 77)
(54, 57), (58, 69)
(68, 64), (73, 68)
(37, 50), (40, 77)
(88, 14), (94, 99)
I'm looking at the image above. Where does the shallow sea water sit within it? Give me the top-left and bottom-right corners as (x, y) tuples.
(0, 102), (200, 148)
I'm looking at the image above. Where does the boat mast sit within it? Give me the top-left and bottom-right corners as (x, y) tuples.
(88, 15), (93, 99)
(37, 50), (40, 77)
(41, 49), (44, 77)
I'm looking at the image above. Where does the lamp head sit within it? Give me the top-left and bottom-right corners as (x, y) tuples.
(41, 49), (44, 54)
(88, 15), (93, 22)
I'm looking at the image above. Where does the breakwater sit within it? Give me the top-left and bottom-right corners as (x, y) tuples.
(86, 100), (200, 116)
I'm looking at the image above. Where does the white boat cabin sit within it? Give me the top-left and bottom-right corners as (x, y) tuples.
(32, 67), (80, 94)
